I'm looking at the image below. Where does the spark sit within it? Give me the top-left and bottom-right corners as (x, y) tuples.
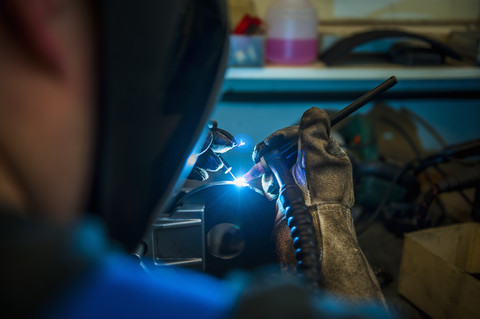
(233, 176), (248, 187)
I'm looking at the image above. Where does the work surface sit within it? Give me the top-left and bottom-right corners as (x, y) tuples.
(358, 221), (428, 319)
(223, 64), (480, 95)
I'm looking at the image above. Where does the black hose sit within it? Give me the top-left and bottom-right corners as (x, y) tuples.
(419, 166), (480, 227)
(264, 150), (323, 291)
(431, 165), (474, 206)
(357, 139), (480, 234)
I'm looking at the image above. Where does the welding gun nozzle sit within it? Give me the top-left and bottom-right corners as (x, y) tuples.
(242, 161), (268, 183)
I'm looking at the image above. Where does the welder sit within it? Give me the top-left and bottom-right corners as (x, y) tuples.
(0, 1), (388, 318)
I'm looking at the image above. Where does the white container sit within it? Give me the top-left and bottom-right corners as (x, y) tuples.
(265, 0), (318, 64)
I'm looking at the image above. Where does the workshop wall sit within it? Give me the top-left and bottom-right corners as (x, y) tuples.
(223, 1), (480, 174)
(213, 100), (480, 176)
(247, 0), (480, 21)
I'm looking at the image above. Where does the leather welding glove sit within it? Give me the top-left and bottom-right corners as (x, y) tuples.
(253, 107), (386, 305)
(189, 120), (237, 181)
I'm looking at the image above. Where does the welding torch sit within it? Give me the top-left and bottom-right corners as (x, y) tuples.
(241, 76), (398, 290)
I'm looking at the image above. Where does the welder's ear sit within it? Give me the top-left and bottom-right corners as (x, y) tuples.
(2, 0), (65, 74)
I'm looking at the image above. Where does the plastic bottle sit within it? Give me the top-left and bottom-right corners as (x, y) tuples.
(265, 0), (318, 64)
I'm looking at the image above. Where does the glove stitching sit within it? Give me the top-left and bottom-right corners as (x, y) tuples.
(307, 202), (352, 212)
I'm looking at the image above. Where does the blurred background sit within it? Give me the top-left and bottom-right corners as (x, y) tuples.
(208, 1), (480, 317)
(217, 0), (480, 175)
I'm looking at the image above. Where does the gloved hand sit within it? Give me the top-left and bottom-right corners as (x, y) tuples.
(189, 120), (237, 181)
(253, 107), (386, 305)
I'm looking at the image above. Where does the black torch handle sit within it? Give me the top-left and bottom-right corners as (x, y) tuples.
(264, 150), (323, 290)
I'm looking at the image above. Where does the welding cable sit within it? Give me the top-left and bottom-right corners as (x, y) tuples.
(414, 139), (480, 172)
(414, 139), (480, 208)
(357, 139), (480, 234)
(357, 156), (478, 235)
(430, 165), (474, 207)
(264, 150), (323, 291)
(374, 115), (447, 220)
(356, 159), (416, 235)
(419, 165), (480, 227)
(356, 115), (426, 236)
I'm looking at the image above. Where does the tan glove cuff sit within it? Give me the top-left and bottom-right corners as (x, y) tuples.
(309, 204), (386, 305)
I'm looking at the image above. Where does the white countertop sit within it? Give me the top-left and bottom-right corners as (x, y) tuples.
(225, 64), (480, 81)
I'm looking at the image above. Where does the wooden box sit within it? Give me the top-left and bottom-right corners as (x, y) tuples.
(398, 222), (480, 319)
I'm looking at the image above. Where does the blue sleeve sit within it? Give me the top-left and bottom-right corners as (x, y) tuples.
(40, 216), (390, 319)
(44, 253), (391, 319)
(46, 254), (238, 319)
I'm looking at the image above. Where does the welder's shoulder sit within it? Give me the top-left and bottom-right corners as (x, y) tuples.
(0, 212), (236, 319)
(48, 254), (239, 319)
(230, 273), (392, 319)
(0, 211), (91, 318)
(0, 211), (389, 319)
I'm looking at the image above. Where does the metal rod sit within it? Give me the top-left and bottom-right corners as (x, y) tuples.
(330, 76), (397, 126)
(243, 76), (398, 182)
(218, 155), (237, 180)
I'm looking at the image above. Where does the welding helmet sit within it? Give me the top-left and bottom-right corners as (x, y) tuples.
(90, 0), (229, 251)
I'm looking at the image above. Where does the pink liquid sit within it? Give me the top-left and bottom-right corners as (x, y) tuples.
(266, 38), (317, 64)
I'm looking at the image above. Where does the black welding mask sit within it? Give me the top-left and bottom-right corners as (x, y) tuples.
(90, 0), (229, 251)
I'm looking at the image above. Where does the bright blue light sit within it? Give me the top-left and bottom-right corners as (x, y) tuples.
(233, 176), (248, 187)
(234, 134), (253, 153)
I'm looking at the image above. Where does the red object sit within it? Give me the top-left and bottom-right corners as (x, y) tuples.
(353, 134), (362, 145)
(233, 14), (262, 35)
